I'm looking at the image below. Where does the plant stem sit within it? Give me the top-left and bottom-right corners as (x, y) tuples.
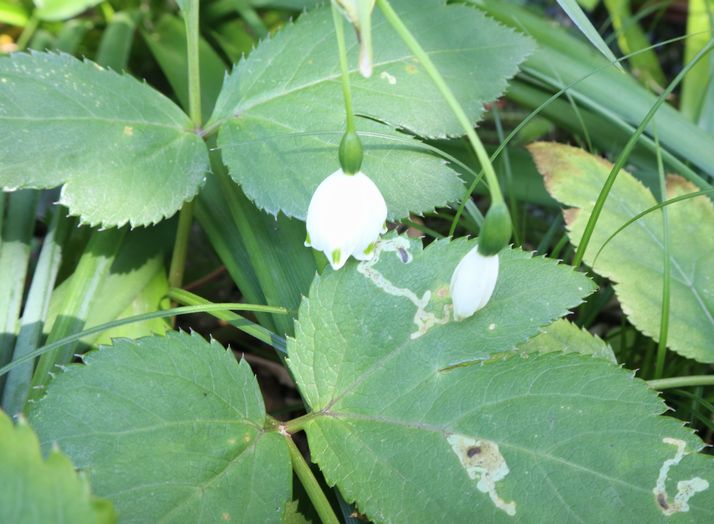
(285, 436), (339, 524)
(167, 288), (288, 353)
(332, 1), (357, 133)
(168, 200), (194, 288)
(284, 411), (319, 433)
(184, 0), (202, 128)
(376, 0), (504, 207)
(169, 1), (202, 289)
(653, 132), (670, 379)
(648, 376), (714, 390)
(16, 15), (39, 51)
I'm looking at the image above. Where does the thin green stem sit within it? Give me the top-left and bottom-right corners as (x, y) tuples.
(648, 376), (714, 390)
(167, 288), (287, 353)
(491, 105), (521, 245)
(169, 200), (195, 288)
(169, 1), (202, 290)
(376, 0), (504, 207)
(16, 15), (39, 51)
(332, 1), (356, 133)
(284, 411), (319, 433)
(184, 0), (202, 127)
(285, 436), (339, 524)
(653, 132), (670, 379)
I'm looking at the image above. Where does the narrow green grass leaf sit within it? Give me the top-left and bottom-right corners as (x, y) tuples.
(556, 0), (624, 71)
(2, 209), (69, 415)
(0, 190), (37, 383)
(95, 11), (136, 71)
(602, 0), (666, 87)
(0, 302), (290, 379)
(681, 0), (714, 121)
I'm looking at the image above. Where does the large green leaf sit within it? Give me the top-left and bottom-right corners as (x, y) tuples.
(288, 239), (713, 521)
(0, 52), (208, 227)
(530, 142), (714, 363)
(29, 332), (292, 523)
(0, 410), (115, 524)
(210, 0), (534, 219)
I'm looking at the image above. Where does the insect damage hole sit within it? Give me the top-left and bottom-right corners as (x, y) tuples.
(652, 437), (709, 516)
(447, 433), (516, 516)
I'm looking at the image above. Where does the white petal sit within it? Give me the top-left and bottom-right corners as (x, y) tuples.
(449, 249), (499, 321)
(305, 170), (387, 270)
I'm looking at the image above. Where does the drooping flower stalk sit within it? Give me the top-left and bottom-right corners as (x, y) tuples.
(375, 0), (511, 317)
(304, 1), (388, 270)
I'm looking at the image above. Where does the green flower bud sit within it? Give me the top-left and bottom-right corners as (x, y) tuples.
(477, 202), (512, 256)
(339, 131), (363, 175)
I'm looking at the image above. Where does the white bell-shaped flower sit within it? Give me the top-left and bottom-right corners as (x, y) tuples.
(450, 247), (499, 320)
(305, 169), (387, 270)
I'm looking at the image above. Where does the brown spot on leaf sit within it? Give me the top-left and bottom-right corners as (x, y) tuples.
(467, 446), (481, 457)
(657, 493), (669, 510)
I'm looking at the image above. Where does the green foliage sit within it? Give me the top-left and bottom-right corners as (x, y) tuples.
(288, 235), (595, 408)
(210, 0), (534, 219)
(555, 0), (623, 72)
(531, 142), (714, 363)
(288, 236), (714, 521)
(2, 0), (713, 521)
(34, 0), (103, 22)
(0, 52), (208, 227)
(29, 332), (292, 523)
(0, 0), (28, 26)
(0, 410), (115, 524)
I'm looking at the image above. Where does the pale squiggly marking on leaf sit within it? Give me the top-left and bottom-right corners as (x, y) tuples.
(357, 238), (450, 339)
(447, 433), (516, 516)
(653, 437), (709, 516)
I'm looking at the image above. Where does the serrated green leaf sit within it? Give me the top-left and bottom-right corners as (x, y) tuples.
(517, 318), (617, 363)
(29, 332), (292, 523)
(0, 410), (115, 524)
(0, 52), (208, 227)
(210, 0), (533, 219)
(288, 237), (713, 521)
(305, 354), (714, 522)
(34, 0), (102, 21)
(288, 235), (594, 409)
(530, 142), (714, 363)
